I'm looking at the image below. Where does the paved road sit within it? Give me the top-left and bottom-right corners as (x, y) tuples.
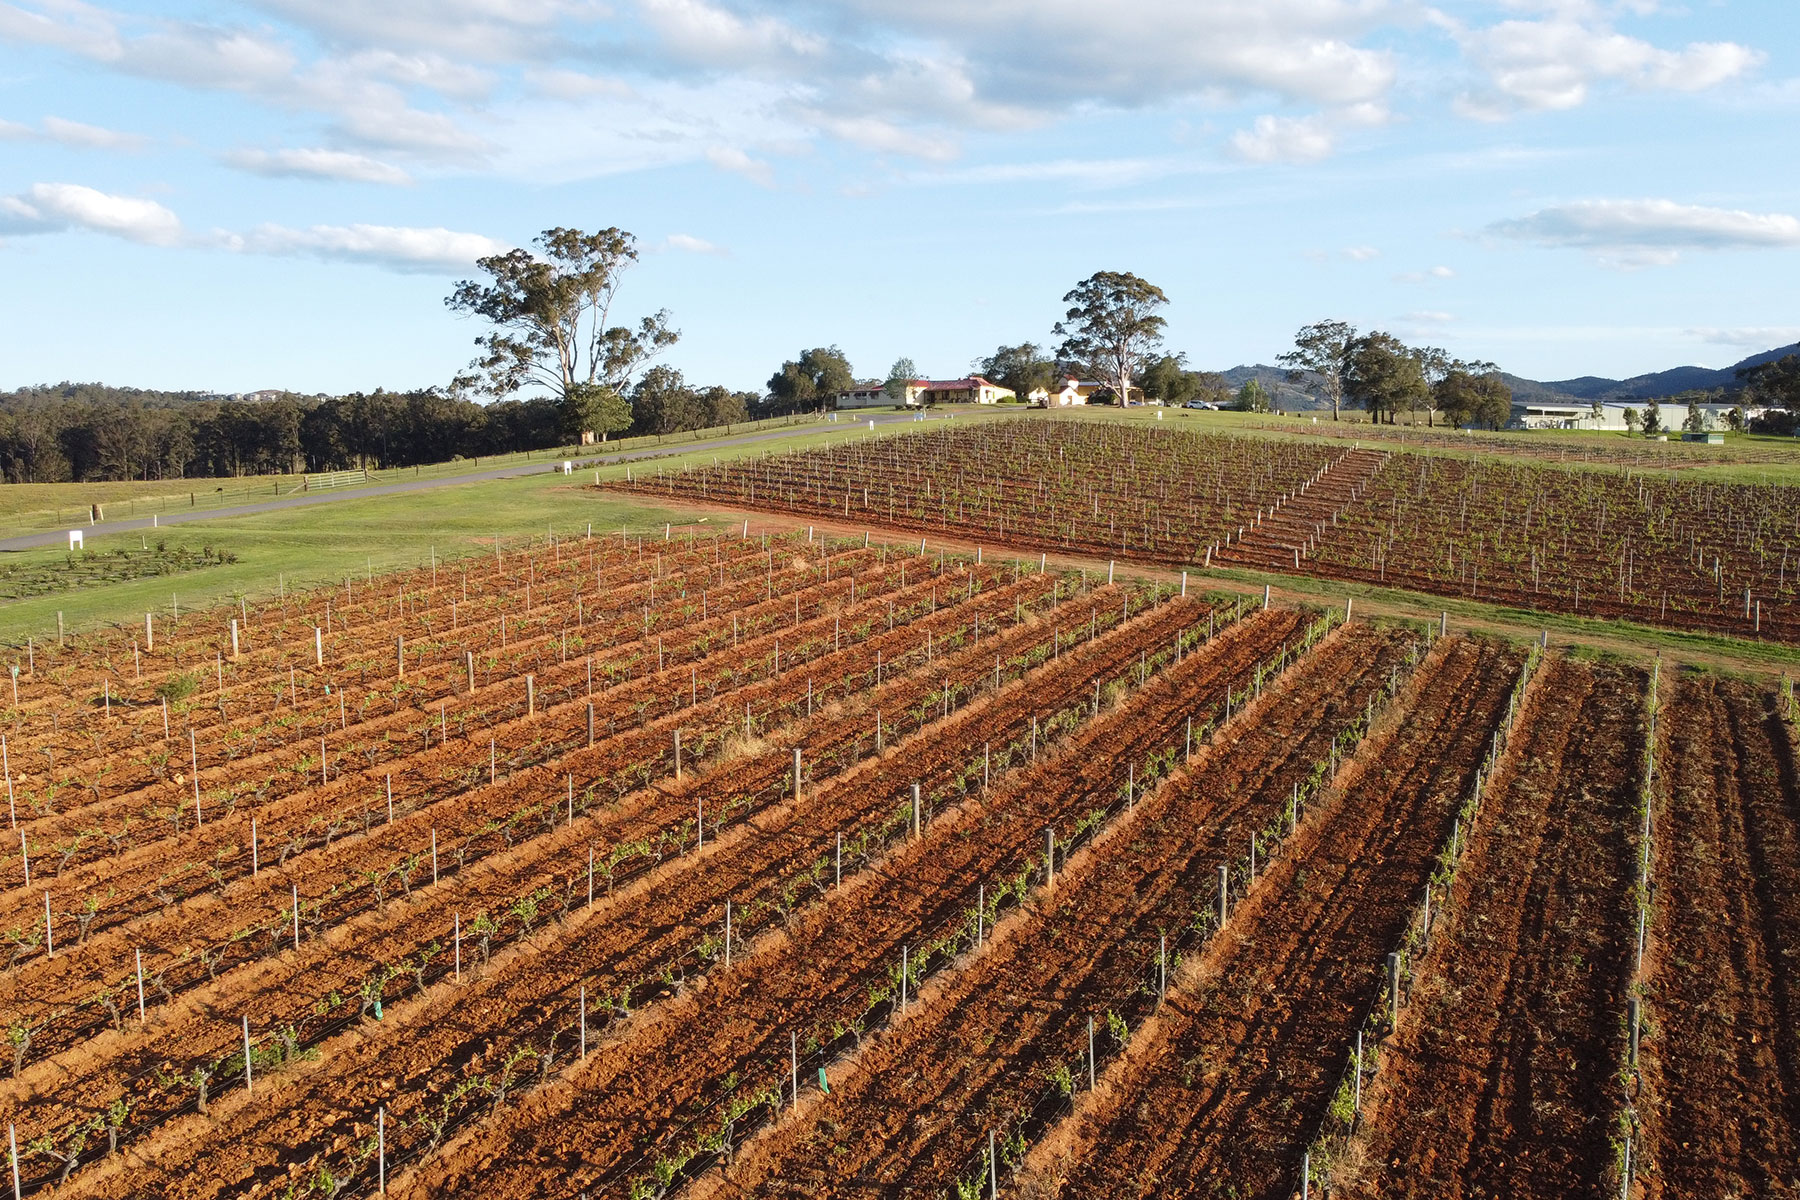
(0, 413), (934, 553)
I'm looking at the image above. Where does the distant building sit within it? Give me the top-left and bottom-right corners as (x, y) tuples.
(919, 376), (1015, 404)
(1508, 399), (1752, 432)
(836, 381), (895, 409)
(837, 376), (1015, 408)
(1035, 377), (1143, 407)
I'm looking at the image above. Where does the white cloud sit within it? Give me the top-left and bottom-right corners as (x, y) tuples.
(526, 67), (634, 100)
(1343, 245), (1380, 261)
(663, 232), (724, 254)
(1395, 264), (1455, 283)
(705, 145), (774, 187)
(1405, 309), (1454, 323)
(0, 181), (182, 244)
(638, 0), (826, 67)
(1454, 9), (1762, 119)
(40, 115), (148, 150)
(234, 222), (509, 272)
(0, 114), (148, 150)
(1490, 199), (1800, 265)
(802, 111), (957, 162)
(1230, 114), (1335, 163)
(1684, 326), (1800, 350)
(224, 147), (414, 185)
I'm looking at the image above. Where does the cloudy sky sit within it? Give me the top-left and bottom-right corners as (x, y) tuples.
(1, 0), (1795, 394)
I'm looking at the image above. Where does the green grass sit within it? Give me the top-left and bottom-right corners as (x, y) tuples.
(0, 413), (999, 645)
(0, 412), (869, 535)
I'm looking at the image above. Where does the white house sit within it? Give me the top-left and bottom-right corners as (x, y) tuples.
(919, 376), (1015, 404)
(836, 381), (895, 409)
(837, 376), (1015, 408)
(1032, 378), (1144, 407)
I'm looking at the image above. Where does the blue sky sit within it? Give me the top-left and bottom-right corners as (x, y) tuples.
(1, 0), (1796, 396)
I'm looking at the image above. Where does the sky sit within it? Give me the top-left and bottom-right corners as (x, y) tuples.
(0, 0), (1796, 396)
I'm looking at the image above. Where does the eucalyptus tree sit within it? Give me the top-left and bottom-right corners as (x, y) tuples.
(446, 226), (678, 439)
(1052, 271), (1168, 406)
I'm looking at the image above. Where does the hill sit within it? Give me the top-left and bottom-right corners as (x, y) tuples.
(1216, 341), (1798, 409)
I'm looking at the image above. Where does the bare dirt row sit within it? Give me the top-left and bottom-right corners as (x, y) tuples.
(691, 621), (1423, 1198)
(2, 571), (1076, 1076)
(1019, 635), (1524, 1199)
(1638, 672), (1800, 1198)
(375, 608), (1307, 1200)
(39, 592), (1233, 1199)
(1341, 655), (1646, 1199)
(1, 581), (1173, 1192)
(2, 560), (1034, 949)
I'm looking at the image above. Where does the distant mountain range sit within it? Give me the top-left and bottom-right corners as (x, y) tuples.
(1219, 342), (1799, 411)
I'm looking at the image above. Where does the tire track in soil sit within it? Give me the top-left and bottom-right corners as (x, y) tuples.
(1022, 636), (1523, 1200)
(691, 623), (1421, 1199)
(46, 595), (1234, 1200)
(1341, 656), (1644, 1200)
(373, 610), (1305, 1200)
(0, 576), (1110, 1164)
(1639, 673), (1800, 1198)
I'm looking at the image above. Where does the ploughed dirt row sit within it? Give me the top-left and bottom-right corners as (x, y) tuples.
(44, 593), (1229, 1200)
(52, 593), (1238, 1200)
(2, 572), (1068, 1069)
(4, 533), (783, 773)
(382, 607), (1305, 1200)
(1, 581), (1158, 1192)
(11, 527), (800, 716)
(1639, 673), (1800, 1198)
(1340, 655), (1645, 1199)
(6, 544), (900, 860)
(1020, 636), (1524, 1200)
(692, 621), (1422, 1199)
(2, 560), (1026, 948)
(0, 579), (1130, 1180)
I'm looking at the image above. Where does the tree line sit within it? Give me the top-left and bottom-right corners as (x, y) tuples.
(0, 372), (755, 484)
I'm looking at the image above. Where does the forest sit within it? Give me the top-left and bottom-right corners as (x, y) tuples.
(0, 370), (757, 483)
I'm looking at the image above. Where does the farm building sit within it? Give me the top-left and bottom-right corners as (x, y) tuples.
(1030, 377), (1146, 407)
(835, 381), (895, 408)
(836, 376), (1015, 408)
(1508, 399), (1750, 432)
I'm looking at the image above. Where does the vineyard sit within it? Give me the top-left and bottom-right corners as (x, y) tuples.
(611, 418), (1800, 642)
(0, 511), (1794, 1199)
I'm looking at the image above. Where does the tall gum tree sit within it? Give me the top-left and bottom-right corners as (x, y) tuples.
(1053, 271), (1168, 406)
(446, 226), (678, 439)
(1278, 319), (1356, 421)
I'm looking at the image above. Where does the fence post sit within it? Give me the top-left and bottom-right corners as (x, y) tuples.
(912, 783), (922, 839)
(9, 1122), (20, 1200)
(242, 1015), (254, 1096)
(378, 1105), (386, 1196)
(1388, 951), (1401, 1028)
(136, 949), (146, 1021)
